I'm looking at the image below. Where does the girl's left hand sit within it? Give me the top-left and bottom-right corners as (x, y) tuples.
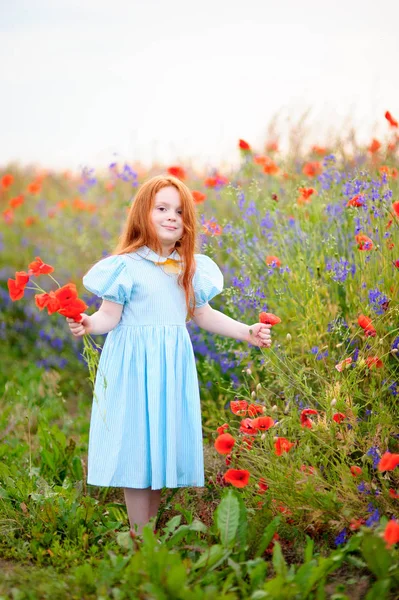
(246, 323), (272, 348)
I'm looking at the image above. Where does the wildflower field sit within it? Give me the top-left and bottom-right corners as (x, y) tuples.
(1, 113), (399, 599)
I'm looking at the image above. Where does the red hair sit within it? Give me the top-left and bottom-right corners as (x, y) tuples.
(113, 175), (198, 318)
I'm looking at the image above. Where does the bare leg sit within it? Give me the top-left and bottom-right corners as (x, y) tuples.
(123, 487), (152, 535)
(148, 489), (162, 524)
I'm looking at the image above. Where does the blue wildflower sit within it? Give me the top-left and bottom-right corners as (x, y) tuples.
(334, 528), (348, 547)
(366, 447), (380, 468)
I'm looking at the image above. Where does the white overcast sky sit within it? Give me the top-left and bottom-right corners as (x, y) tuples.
(1, 0), (398, 170)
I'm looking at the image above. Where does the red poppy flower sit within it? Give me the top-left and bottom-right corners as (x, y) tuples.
(1, 174), (14, 189)
(259, 312), (281, 326)
(223, 468), (250, 488)
(365, 356), (383, 369)
(312, 145), (327, 156)
(367, 139), (381, 153)
(332, 412), (346, 424)
(57, 297), (88, 321)
(349, 518), (365, 531)
(384, 520), (399, 547)
(355, 234), (373, 251)
(238, 139), (251, 151)
(35, 291), (61, 315)
(263, 160), (279, 175)
(346, 194), (365, 207)
(258, 477), (268, 493)
(167, 166), (186, 180)
(15, 271), (30, 287)
(9, 195), (24, 208)
(266, 141), (279, 152)
(274, 437), (294, 456)
(217, 423), (229, 435)
(265, 255), (281, 268)
(302, 161), (322, 178)
(239, 418), (259, 435)
(252, 416), (274, 431)
(25, 216), (38, 227)
(192, 190), (206, 204)
(7, 279), (25, 301)
(203, 220), (222, 236)
(54, 283), (78, 306)
(300, 408), (317, 429)
(378, 452), (399, 472)
(385, 111), (398, 128)
(300, 465), (315, 475)
(28, 257), (54, 277)
(297, 187), (316, 205)
(357, 314), (376, 337)
(204, 177), (217, 188)
(248, 403), (264, 417)
(241, 435), (253, 450)
(350, 466), (362, 477)
(335, 357), (352, 372)
(389, 488), (399, 499)
(3, 208), (14, 224)
(214, 433), (235, 455)
(27, 181), (41, 195)
(230, 400), (248, 416)
(254, 155), (267, 166)
(392, 201), (399, 217)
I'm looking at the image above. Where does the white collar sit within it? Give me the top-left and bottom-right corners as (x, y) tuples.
(136, 245), (181, 264)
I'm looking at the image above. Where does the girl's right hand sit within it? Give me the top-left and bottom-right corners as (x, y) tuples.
(66, 314), (92, 337)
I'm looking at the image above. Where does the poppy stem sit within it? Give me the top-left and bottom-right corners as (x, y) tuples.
(47, 273), (61, 288)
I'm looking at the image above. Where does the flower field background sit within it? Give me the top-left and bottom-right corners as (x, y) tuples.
(1, 113), (399, 598)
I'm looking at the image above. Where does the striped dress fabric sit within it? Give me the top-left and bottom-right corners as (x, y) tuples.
(82, 246), (223, 489)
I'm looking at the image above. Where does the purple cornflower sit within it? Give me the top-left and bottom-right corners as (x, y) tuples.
(368, 288), (390, 315)
(367, 447), (380, 468)
(391, 337), (399, 352)
(365, 508), (380, 527)
(334, 528), (348, 547)
(326, 257), (356, 283)
(357, 481), (370, 494)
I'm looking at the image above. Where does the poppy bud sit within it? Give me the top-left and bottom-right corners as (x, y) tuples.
(251, 391), (256, 398)
(286, 333), (292, 341)
(256, 383), (262, 391)
(246, 368), (252, 375)
(331, 398), (337, 406)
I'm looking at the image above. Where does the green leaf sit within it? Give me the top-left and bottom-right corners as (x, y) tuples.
(246, 558), (268, 591)
(215, 489), (240, 547)
(365, 579), (392, 600)
(254, 517), (280, 558)
(304, 535), (314, 563)
(361, 533), (393, 579)
(272, 541), (287, 578)
(161, 514), (182, 538)
(192, 544), (231, 571)
(235, 490), (248, 553)
(189, 519), (208, 533)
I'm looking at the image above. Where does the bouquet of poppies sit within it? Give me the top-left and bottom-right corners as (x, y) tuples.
(7, 256), (101, 387)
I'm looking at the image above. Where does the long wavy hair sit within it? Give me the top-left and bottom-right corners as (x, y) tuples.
(113, 175), (198, 318)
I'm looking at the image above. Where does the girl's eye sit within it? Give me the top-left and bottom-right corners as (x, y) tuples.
(157, 207), (166, 211)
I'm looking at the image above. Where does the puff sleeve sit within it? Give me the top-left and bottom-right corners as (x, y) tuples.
(82, 255), (132, 305)
(193, 254), (224, 308)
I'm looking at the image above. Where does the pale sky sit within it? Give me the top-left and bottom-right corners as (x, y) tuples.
(1, 0), (398, 170)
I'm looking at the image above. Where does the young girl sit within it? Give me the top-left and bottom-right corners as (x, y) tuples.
(67, 175), (271, 536)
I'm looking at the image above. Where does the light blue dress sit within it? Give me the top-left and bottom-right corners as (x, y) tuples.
(82, 245), (223, 489)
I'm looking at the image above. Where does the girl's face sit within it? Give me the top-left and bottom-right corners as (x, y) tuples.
(151, 186), (184, 253)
